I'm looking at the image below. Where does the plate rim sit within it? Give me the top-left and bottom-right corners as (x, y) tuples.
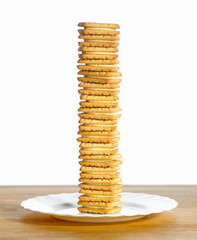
(21, 192), (178, 218)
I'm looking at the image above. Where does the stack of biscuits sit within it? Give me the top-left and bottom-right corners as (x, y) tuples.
(77, 22), (122, 214)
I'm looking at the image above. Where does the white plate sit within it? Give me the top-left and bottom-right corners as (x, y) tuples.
(21, 192), (178, 223)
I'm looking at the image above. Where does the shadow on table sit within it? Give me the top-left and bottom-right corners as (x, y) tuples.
(1, 201), (178, 239)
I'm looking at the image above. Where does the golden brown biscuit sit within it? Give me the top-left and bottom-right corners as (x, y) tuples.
(79, 34), (120, 41)
(78, 206), (121, 214)
(79, 148), (118, 155)
(79, 101), (119, 108)
(78, 29), (120, 36)
(78, 70), (122, 77)
(78, 125), (117, 132)
(78, 41), (119, 48)
(80, 94), (119, 101)
(78, 77), (121, 84)
(79, 177), (122, 184)
(79, 118), (118, 125)
(80, 165), (120, 172)
(78, 200), (121, 208)
(77, 136), (120, 143)
(79, 142), (118, 148)
(78, 107), (121, 114)
(79, 183), (122, 191)
(78, 130), (120, 136)
(78, 22), (120, 29)
(78, 113), (121, 120)
(80, 171), (120, 178)
(78, 59), (119, 65)
(77, 65), (119, 72)
(79, 53), (118, 60)
(79, 153), (122, 160)
(79, 194), (121, 202)
(79, 187), (122, 196)
(79, 82), (120, 89)
(78, 89), (120, 96)
(78, 46), (119, 53)
(79, 160), (122, 167)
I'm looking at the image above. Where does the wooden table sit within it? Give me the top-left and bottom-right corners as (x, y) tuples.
(0, 185), (197, 239)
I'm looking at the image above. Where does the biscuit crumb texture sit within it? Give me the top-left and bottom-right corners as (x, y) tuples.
(77, 22), (122, 214)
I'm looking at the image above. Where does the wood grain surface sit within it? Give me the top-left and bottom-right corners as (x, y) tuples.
(0, 185), (197, 239)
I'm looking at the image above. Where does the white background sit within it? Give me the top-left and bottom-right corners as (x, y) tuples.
(0, 0), (197, 185)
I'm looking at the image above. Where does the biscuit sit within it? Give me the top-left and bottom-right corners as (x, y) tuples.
(78, 125), (117, 132)
(79, 187), (122, 196)
(78, 107), (121, 114)
(78, 41), (119, 48)
(80, 94), (119, 101)
(78, 59), (119, 65)
(79, 194), (121, 202)
(80, 172), (120, 178)
(78, 77), (121, 84)
(79, 118), (118, 125)
(79, 153), (122, 160)
(79, 183), (122, 190)
(79, 82), (120, 89)
(78, 89), (120, 96)
(79, 148), (119, 155)
(78, 46), (119, 53)
(77, 65), (119, 72)
(77, 136), (120, 143)
(79, 53), (118, 60)
(78, 82), (120, 89)
(79, 34), (120, 41)
(78, 206), (121, 214)
(78, 113), (121, 120)
(78, 22), (120, 29)
(79, 160), (122, 167)
(78, 29), (120, 36)
(78, 200), (121, 208)
(79, 101), (119, 108)
(80, 165), (120, 172)
(79, 142), (118, 148)
(78, 130), (120, 136)
(79, 177), (122, 184)
(78, 70), (122, 77)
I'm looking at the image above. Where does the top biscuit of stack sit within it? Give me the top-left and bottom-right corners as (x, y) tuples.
(77, 22), (122, 215)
